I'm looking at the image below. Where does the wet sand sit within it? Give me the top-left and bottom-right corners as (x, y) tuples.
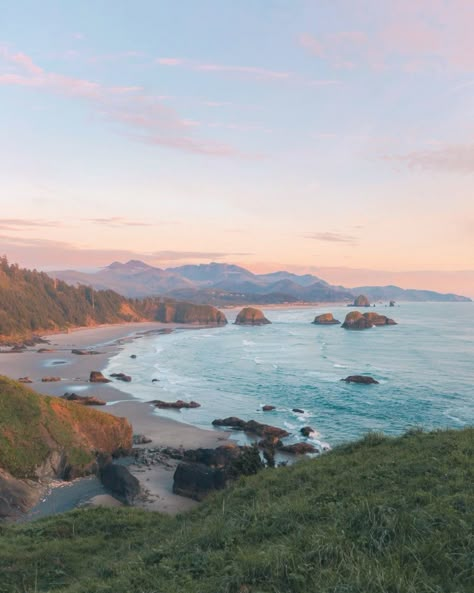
(0, 322), (230, 517)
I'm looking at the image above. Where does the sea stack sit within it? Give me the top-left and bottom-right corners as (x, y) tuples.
(312, 313), (340, 325)
(234, 307), (271, 326)
(341, 311), (397, 330)
(352, 294), (371, 307)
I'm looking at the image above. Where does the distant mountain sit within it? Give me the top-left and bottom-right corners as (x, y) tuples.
(353, 285), (471, 303)
(50, 260), (472, 304)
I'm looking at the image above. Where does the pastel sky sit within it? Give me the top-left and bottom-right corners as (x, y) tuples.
(1, 0), (473, 295)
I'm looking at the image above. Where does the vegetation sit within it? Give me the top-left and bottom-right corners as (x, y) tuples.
(0, 427), (472, 592)
(0, 376), (131, 479)
(0, 257), (226, 342)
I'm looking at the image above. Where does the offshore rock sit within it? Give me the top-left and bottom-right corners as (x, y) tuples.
(342, 375), (379, 385)
(90, 371), (111, 383)
(312, 313), (340, 325)
(212, 417), (289, 438)
(234, 307), (271, 326)
(61, 392), (107, 405)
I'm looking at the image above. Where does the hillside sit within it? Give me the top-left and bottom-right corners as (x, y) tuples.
(0, 258), (227, 341)
(0, 427), (472, 592)
(51, 260), (471, 303)
(0, 377), (132, 517)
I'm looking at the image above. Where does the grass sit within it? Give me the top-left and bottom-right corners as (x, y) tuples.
(0, 377), (131, 478)
(0, 426), (472, 592)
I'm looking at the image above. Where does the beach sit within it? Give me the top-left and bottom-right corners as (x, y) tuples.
(0, 322), (230, 516)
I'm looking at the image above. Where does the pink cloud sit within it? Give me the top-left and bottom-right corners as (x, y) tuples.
(383, 142), (474, 173)
(157, 57), (184, 66)
(0, 46), (248, 158)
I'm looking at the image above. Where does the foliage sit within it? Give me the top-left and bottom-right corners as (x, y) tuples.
(0, 427), (472, 592)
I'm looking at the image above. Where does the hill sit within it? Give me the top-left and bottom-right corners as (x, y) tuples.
(0, 426), (472, 592)
(51, 260), (471, 303)
(0, 258), (227, 342)
(0, 376), (132, 517)
(353, 284), (471, 302)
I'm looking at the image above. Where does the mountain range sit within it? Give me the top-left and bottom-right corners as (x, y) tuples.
(51, 261), (471, 304)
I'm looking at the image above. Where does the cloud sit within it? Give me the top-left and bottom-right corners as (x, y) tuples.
(0, 218), (59, 231)
(156, 56), (340, 86)
(383, 143), (474, 173)
(304, 232), (358, 244)
(85, 217), (154, 227)
(0, 46), (245, 158)
(299, 0), (474, 72)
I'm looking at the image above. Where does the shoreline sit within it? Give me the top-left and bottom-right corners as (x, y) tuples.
(0, 321), (231, 517)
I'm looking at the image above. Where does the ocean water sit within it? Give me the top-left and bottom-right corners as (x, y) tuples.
(104, 303), (474, 449)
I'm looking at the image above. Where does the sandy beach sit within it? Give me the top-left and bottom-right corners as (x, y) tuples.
(0, 322), (230, 516)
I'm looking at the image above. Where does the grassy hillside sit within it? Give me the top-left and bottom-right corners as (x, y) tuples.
(0, 427), (472, 593)
(0, 377), (131, 479)
(0, 258), (227, 341)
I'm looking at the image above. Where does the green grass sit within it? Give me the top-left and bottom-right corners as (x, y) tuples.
(0, 427), (472, 592)
(0, 377), (131, 478)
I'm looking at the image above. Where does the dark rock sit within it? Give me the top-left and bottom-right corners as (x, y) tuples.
(212, 417), (289, 438)
(110, 372), (132, 382)
(173, 462), (226, 501)
(234, 307), (271, 326)
(363, 312), (397, 326)
(262, 405), (276, 411)
(18, 377), (33, 384)
(300, 426), (314, 437)
(130, 354), (137, 359)
(90, 371), (111, 383)
(133, 434), (152, 445)
(342, 311), (396, 330)
(342, 375), (379, 385)
(313, 313), (341, 325)
(152, 400), (201, 409)
(37, 348), (55, 353)
(100, 464), (140, 504)
(352, 294), (370, 307)
(183, 445), (241, 467)
(151, 378), (159, 383)
(389, 300), (395, 307)
(292, 408), (305, 414)
(280, 442), (318, 455)
(41, 376), (61, 382)
(71, 349), (101, 355)
(61, 392), (107, 405)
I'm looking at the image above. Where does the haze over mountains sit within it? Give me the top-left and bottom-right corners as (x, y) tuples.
(52, 261), (471, 304)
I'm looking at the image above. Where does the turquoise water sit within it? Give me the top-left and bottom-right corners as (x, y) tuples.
(105, 303), (474, 449)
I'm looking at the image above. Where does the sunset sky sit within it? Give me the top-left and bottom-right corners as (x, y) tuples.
(1, 1), (473, 295)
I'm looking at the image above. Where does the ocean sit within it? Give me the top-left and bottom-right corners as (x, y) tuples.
(104, 303), (474, 450)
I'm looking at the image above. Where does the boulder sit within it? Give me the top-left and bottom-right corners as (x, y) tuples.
(212, 417), (289, 438)
(173, 462), (226, 501)
(234, 307), (271, 326)
(312, 313), (340, 325)
(110, 372), (132, 382)
(130, 354), (137, 359)
(363, 312), (397, 326)
(37, 348), (55, 353)
(389, 300), (395, 307)
(300, 426), (315, 437)
(342, 375), (379, 385)
(292, 408), (305, 414)
(262, 405), (276, 411)
(280, 443), (318, 455)
(152, 400), (201, 409)
(61, 392), (107, 405)
(71, 349), (100, 355)
(18, 377), (33, 384)
(183, 445), (241, 467)
(341, 311), (374, 330)
(100, 464), (140, 504)
(352, 294), (370, 307)
(90, 371), (111, 383)
(41, 376), (61, 382)
(133, 434), (152, 445)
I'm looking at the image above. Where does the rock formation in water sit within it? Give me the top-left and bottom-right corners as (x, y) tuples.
(312, 313), (341, 325)
(352, 294), (371, 307)
(341, 311), (396, 330)
(342, 375), (379, 385)
(89, 371), (111, 383)
(234, 307), (271, 326)
(152, 302), (228, 325)
(61, 392), (107, 405)
(212, 417), (289, 438)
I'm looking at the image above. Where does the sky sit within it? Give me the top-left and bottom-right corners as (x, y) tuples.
(0, 0), (473, 295)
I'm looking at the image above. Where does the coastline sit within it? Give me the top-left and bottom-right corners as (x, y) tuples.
(0, 321), (230, 517)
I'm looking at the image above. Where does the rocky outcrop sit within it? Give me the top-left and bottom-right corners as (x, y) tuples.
(300, 426), (315, 437)
(312, 313), (340, 325)
(234, 307), (271, 326)
(18, 377), (33, 383)
(212, 417), (289, 438)
(0, 469), (43, 519)
(352, 295), (370, 307)
(90, 371), (111, 383)
(61, 392), (107, 405)
(173, 463), (226, 501)
(389, 300), (395, 307)
(262, 405), (276, 411)
(100, 464), (140, 504)
(341, 311), (396, 330)
(280, 443), (318, 455)
(152, 400), (201, 409)
(133, 434), (152, 445)
(342, 375), (379, 385)
(153, 302), (227, 325)
(110, 372), (132, 382)
(71, 349), (101, 355)
(41, 376), (61, 382)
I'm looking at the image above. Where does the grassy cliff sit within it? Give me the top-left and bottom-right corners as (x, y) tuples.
(0, 427), (472, 593)
(0, 377), (132, 479)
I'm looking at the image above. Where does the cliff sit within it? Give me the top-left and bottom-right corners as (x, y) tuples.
(0, 377), (132, 517)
